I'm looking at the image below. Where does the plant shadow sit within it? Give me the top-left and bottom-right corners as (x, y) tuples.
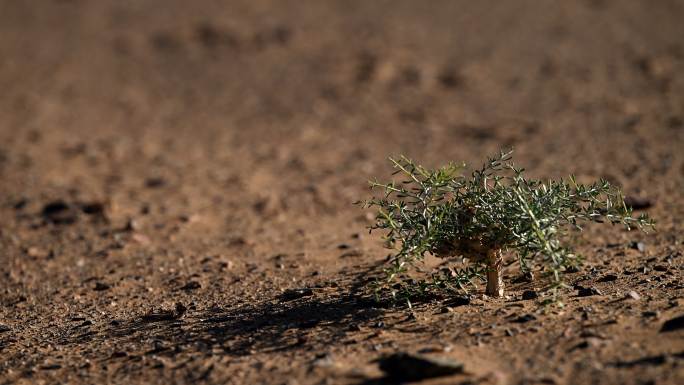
(62, 279), (388, 363)
(186, 293), (379, 356)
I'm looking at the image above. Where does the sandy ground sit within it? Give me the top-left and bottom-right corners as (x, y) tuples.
(1, 1), (683, 384)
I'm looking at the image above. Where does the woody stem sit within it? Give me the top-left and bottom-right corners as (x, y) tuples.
(485, 248), (504, 297)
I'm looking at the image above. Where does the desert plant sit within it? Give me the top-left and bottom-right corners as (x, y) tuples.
(361, 150), (653, 301)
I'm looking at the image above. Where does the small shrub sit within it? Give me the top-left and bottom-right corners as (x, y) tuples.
(361, 150), (653, 302)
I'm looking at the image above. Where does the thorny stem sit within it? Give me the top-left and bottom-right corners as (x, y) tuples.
(512, 187), (562, 280)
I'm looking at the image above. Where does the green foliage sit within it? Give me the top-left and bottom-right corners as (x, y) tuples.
(361, 150), (654, 301)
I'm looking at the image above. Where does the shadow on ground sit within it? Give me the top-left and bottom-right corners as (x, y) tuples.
(57, 280), (388, 364)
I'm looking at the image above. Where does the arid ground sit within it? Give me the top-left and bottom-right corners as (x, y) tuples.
(1, 1), (683, 384)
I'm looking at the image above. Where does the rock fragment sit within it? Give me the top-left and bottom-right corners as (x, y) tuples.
(629, 241), (646, 252)
(521, 290), (538, 300)
(280, 288), (314, 301)
(576, 286), (602, 297)
(510, 313), (537, 323)
(597, 274), (618, 282)
(623, 196), (653, 210)
(180, 281), (201, 291)
(660, 315), (684, 332)
(94, 282), (111, 291)
(42, 201), (78, 224)
(377, 352), (464, 381)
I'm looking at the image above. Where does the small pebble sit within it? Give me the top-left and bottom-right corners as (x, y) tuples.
(624, 196), (653, 210)
(511, 313), (537, 323)
(577, 286), (602, 297)
(660, 314), (684, 333)
(521, 290), (538, 300)
(180, 281), (201, 291)
(27, 247), (49, 258)
(42, 200), (78, 224)
(94, 282), (110, 291)
(598, 274), (618, 282)
(629, 242), (646, 252)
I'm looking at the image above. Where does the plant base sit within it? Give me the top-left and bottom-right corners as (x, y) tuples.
(485, 249), (504, 297)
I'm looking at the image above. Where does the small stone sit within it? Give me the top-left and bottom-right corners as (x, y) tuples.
(180, 281), (201, 291)
(179, 213), (201, 223)
(280, 288), (314, 301)
(512, 271), (535, 283)
(27, 247), (49, 258)
(377, 352), (464, 381)
(94, 282), (110, 291)
(445, 296), (471, 307)
(623, 196), (653, 210)
(80, 202), (106, 216)
(598, 274), (618, 282)
(511, 313), (537, 323)
(625, 290), (641, 300)
(145, 177), (166, 188)
(42, 200), (78, 224)
(521, 290), (538, 300)
(111, 351), (127, 358)
(141, 302), (186, 322)
(576, 286), (602, 297)
(569, 340), (590, 351)
(125, 218), (142, 231)
(653, 265), (668, 272)
(660, 314), (684, 332)
(131, 233), (150, 245)
(629, 241), (646, 252)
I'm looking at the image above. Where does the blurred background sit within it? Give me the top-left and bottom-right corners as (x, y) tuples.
(0, 1), (683, 383)
(1, 1), (682, 210)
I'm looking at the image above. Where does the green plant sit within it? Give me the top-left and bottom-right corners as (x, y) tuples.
(361, 150), (654, 302)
